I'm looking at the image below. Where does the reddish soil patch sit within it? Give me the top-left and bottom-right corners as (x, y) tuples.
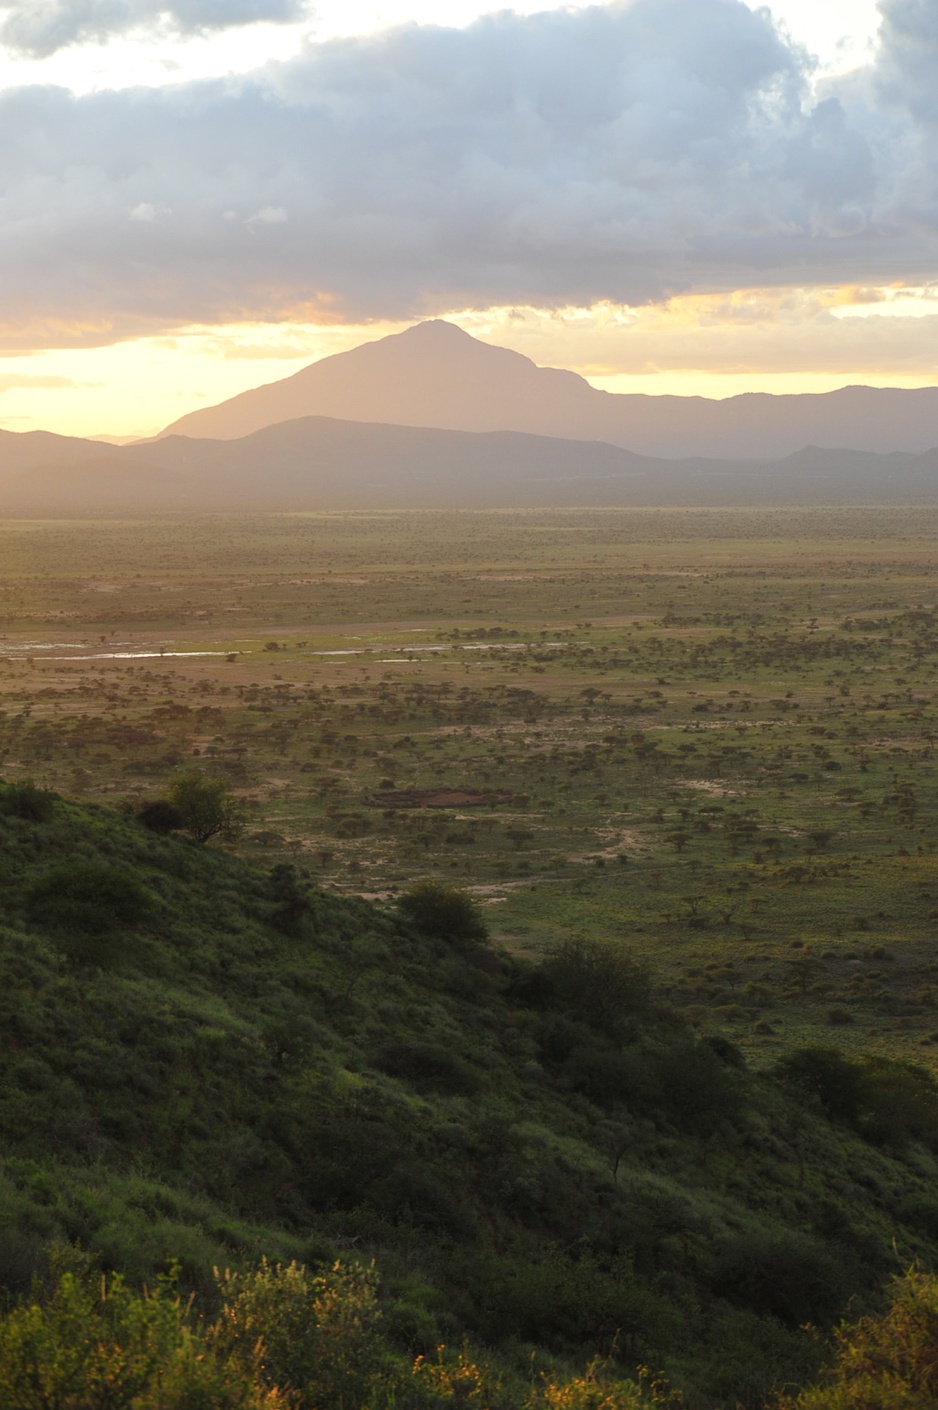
(366, 786), (514, 809)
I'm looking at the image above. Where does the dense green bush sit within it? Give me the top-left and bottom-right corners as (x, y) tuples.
(0, 781), (56, 823)
(375, 1041), (479, 1095)
(265, 862), (311, 937)
(136, 799), (185, 835)
(23, 861), (151, 963)
(541, 937), (650, 1037)
(0, 1250), (673, 1410)
(777, 1047), (938, 1149)
(778, 1269), (938, 1409)
(396, 883), (488, 943)
(776, 1048), (866, 1123)
(711, 1231), (847, 1329)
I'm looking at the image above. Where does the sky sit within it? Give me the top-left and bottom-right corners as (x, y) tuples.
(0, 0), (935, 439)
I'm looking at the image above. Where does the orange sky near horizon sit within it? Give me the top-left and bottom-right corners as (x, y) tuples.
(2, 290), (937, 442)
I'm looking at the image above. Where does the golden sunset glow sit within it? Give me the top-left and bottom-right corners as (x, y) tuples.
(4, 281), (937, 440)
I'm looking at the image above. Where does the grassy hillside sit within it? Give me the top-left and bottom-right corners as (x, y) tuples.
(3, 779), (938, 1406)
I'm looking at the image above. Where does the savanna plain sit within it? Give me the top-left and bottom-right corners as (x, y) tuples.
(4, 505), (938, 1409)
(6, 506), (938, 1063)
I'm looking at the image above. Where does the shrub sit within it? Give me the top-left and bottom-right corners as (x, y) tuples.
(213, 1258), (383, 1410)
(711, 1230), (846, 1328)
(858, 1056), (938, 1149)
(654, 1037), (743, 1124)
(0, 1249), (261, 1409)
(24, 862), (151, 964)
(375, 1041), (479, 1095)
(542, 936), (650, 1037)
(702, 1035), (746, 1068)
(265, 863), (311, 937)
(775, 1048), (866, 1124)
(778, 1269), (938, 1408)
(0, 781), (56, 823)
(396, 883), (488, 943)
(777, 1048), (938, 1149)
(136, 799), (185, 835)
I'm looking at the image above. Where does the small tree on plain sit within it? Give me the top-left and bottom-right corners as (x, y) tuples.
(168, 769), (244, 844)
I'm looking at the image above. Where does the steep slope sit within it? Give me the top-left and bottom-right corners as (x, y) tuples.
(155, 321), (938, 459)
(4, 780), (938, 1404)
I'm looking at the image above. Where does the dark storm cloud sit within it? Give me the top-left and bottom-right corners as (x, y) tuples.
(0, 0), (934, 347)
(0, 0), (308, 57)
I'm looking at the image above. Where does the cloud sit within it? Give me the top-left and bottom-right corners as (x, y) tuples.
(0, 0), (936, 348)
(0, 0), (310, 57)
(246, 205), (288, 224)
(0, 373), (87, 389)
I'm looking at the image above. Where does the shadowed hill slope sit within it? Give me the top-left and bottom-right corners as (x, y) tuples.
(4, 780), (938, 1403)
(155, 320), (938, 460)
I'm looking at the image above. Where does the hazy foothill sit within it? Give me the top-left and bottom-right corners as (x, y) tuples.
(5, 0), (938, 1406)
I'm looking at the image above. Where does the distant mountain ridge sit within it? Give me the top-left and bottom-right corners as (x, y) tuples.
(3, 413), (938, 513)
(155, 320), (938, 460)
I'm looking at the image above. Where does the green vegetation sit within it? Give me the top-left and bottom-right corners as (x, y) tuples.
(3, 506), (938, 1404)
(2, 779), (938, 1405)
(779, 1269), (938, 1409)
(167, 767), (244, 843)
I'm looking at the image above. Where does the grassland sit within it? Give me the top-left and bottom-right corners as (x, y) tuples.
(3, 505), (938, 1068)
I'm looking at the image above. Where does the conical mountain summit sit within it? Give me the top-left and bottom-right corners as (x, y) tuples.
(156, 319), (938, 460)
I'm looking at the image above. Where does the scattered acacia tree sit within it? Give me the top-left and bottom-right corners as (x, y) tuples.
(168, 769), (244, 845)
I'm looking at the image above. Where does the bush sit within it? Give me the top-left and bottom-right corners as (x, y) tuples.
(214, 1258), (383, 1410)
(396, 883), (488, 943)
(0, 781), (56, 823)
(265, 863), (311, 937)
(654, 1037), (743, 1124)
(711, 1230), (847, 1328)
(0, 1249), (261, 1409)
(24, 862), (151, 964)
(136, 799), (185, 835)
(778, 1269), (938, 1408)
(541, 936), (650, 1037)
(775, 1048), (866, 1123)
(375, 1041), (479, 1095)
(858, 1056), (938, 1149)
(777, 1048), (938, 1149)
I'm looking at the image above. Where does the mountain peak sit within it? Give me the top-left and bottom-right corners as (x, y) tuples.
(154, 322), (938, 459)
(398, 319), (475, 340)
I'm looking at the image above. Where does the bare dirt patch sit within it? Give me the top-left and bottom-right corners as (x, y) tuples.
(365, 786), (515, 809)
